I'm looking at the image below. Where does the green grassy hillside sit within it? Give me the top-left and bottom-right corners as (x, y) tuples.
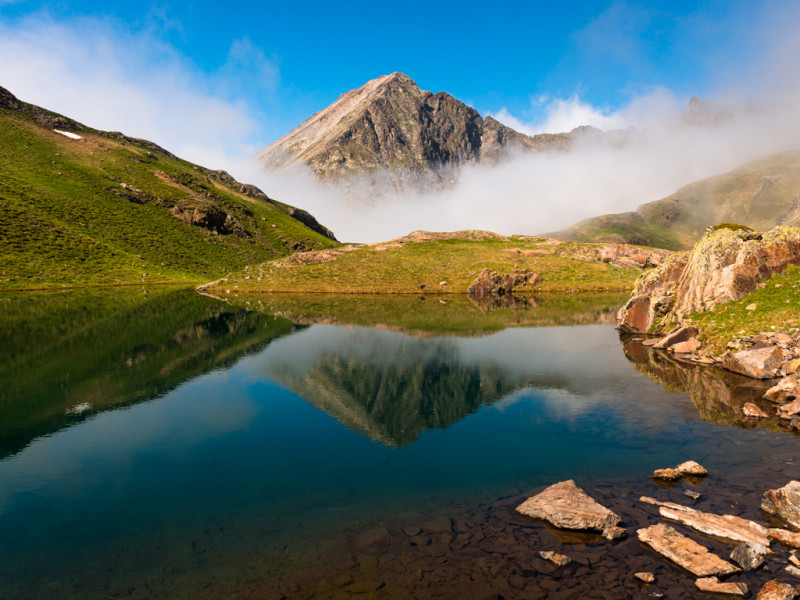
(0, 86), (337, 290)
(552, 151), (800, 250)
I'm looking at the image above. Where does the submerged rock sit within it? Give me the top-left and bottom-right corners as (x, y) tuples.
(696, 577), (748, 596)
(756, 580), (799, 600)
(763, 481), (800, 529)
(640, 496), (770, 553)
(637, 523), (741, 577)
(743, 402), (770, 418)
(635, 572), (656, 584)
(602, 526), (627, 541)
(538, 550), (572, 567)
(516, 479), (622, 535)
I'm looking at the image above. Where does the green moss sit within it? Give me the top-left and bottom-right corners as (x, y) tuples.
(690, 265), (800, 353)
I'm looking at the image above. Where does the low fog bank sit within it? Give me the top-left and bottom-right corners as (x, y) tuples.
(227, 101), (800, 244)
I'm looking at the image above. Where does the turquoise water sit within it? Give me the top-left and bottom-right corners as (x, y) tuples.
(0, 291), (796, 599)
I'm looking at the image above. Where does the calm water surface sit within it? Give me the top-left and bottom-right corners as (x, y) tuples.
(0, 289), (797, 599)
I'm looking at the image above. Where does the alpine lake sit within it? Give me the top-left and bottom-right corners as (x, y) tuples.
(2, 287), (799, 599)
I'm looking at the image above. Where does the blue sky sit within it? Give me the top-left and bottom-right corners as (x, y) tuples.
(2, 1), (800, 240)
(0, 1), (784, 145)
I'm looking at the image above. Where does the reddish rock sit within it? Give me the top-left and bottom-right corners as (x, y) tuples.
(764, 375), (800, 403)
(762, 481), (800, 529)
(634, 572), (655, 583)
(723, 346), (791, 379)
(538, 550), (572, 567)
(670, 337), (702, 353)
(653, 325), (699, 349)
(756, 580), (799, 600)
(617, 226), (800, 334)
(696, 577), (748, 596)
(768, 528), (800, 548)
(637, 523), (741, 577)
(516, 479), (621, 535)
(743, 403), (769, 418)
(778, 399), (800, 420)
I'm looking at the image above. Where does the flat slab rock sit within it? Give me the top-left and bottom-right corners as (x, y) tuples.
(769, 528), (800, 548)
(637, 523), (741, 577)
(516, 479), (621, 534)
(696, 577), (748, 596)
(640, 496), (771, 553)
(757, 580), (799, 600)
(763, 481), (800, 530)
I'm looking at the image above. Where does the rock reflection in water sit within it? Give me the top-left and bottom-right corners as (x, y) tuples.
(620, 335), (783, 430)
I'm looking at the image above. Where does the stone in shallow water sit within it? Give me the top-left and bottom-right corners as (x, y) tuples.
(787, 565), (800, 578)
(724, 346), (790, 379)
(515, 479), (621, 534)
(696, 577), (748, 596)
(635, 571), (656, 583)
(602, 526), (627, 541)
(769, 528), (800, 548)
(730, 542), (765, 571)
(764, 375), (800, 403)
(744, 402), (769, 418)
(652, 460), (708, 480)
(639, 496), (770, 553)
(684, 489), (702, 500)
(756, 580), (799, 600)
(637, 523), (741, 577)
(778, 399), (800, 420)
(538, 550), (572, 567)
(763, 481), (800, 530)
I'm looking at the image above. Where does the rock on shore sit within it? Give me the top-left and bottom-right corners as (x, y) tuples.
(762, 481), (800, 529)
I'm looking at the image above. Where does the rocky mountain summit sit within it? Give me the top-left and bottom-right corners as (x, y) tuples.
(256, 72), (599, 193)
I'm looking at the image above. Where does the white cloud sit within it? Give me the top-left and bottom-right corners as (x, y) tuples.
(0, 15), (273, 168)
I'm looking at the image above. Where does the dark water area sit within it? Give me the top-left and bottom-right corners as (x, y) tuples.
(1, 289), (799, 599)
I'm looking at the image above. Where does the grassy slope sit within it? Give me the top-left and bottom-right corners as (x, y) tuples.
(213, 236), (640, 295)
(0, 99), (336, 290)
(689, 265), (800, 354)
(552, 151), (800, 250)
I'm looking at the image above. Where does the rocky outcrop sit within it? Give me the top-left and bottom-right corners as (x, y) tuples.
(617, 226), (800, 334)
(0, 85), (22, 110)
(515, 479), (622, 536)
(637, 523), (741, 577)
(467, 268), (541, 298)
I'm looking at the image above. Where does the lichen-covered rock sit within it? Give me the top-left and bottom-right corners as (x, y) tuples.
(617, 226), (800, 333)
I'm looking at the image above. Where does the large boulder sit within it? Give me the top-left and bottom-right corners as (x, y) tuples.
(617, 226), (800, 333)
(762, 481), (800, 530)
(723, 347), (791, 379)
(467, 268), (541, 298)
